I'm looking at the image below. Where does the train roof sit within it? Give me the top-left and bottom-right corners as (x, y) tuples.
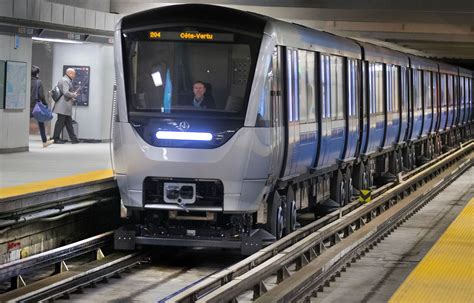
(409, 55), (438, 72)
(118, 4), (267, 35)
(357, 42), (409, 67)
(438, 62), (459, 75)
(459, 67), (473, 78)
(266, 20), (361, 59)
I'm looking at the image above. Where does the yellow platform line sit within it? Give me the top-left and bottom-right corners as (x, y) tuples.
(0, 169), (114, 200)
(389, 198), (474, 303)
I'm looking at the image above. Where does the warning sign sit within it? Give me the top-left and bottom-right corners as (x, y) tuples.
(359, 189), (371, 204)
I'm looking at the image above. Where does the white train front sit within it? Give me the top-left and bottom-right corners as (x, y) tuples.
(112, 4), (473, 254)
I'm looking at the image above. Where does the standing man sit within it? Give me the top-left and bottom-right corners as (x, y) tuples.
(52, 68), (79, 144)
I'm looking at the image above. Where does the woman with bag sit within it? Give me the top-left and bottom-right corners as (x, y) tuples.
(30, 65), (54, 148)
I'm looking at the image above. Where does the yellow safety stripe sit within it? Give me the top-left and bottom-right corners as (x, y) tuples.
(0, 169), (114, 200)
(389, 198), (474, 303)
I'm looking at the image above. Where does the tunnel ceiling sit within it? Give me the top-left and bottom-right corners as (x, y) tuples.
(111, 0), (474, 68)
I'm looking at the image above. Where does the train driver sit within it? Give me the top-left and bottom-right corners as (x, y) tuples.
(192, 81), (215, 109)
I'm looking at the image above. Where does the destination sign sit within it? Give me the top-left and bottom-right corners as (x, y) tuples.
(148, 31), (234, 42)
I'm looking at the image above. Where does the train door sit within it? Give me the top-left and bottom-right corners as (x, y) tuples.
(398, 66), (409, 143)
(365, 62), (384, 153)
(410, 69), (423, 140)
(432, 72), (440, 133)
(295, 50), (318, 173)
(267, 47), (285, 179)
(439, 74), (448, 132)
(343, 58), (361, 159)
(360, 61), (369, 154)
(421, 70), (433, 137)
(282, 48), (300, 177)
(317, 54), (346, 167)
(383, 64), (400, 148)
(447, 74), (454, 129)
(460, 77), (466, 125)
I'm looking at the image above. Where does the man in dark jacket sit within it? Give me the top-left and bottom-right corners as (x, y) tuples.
(30, 65), (54, 147)
(192, 81), (215, 109)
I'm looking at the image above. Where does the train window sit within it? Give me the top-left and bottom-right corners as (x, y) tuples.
(440, 74), (447, 107)
(460, 77), (465, 108)
(423, 71), (432, 110)
(320, 54), (331, 118)
(287, 48), (299, 122)
(122, 28), (260, 118)
(256, 51), (274, 127)
(386, 65), (393, 112)
(401, 66), (409, 111)
(330, 55), (345, 120)
(413, 70), (422, 111)
(433, 72), (439, 109)
(386, 65), (399, 113)
(369, 62), (383, 114)
(298, 50), (308, 122)
(347, 59), (358, 117)
(307, 52), (316, 122)
(447, 75), (453, 108)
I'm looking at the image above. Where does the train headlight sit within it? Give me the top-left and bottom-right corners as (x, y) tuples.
(156, 131), (213, 141)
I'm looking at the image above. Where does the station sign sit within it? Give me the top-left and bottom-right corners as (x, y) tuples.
(148, 31), (234, 42)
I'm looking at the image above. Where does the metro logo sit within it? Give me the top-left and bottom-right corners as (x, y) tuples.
(179, 32), (214, 40)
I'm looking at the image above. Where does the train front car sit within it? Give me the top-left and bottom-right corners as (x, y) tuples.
(113, 5), (274, 254)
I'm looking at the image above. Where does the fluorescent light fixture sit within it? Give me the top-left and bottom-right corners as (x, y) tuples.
(156, 131), (213, 141)
(32, 37), (85, 44)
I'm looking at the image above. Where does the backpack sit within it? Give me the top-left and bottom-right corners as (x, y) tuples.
(51, 85), (62, 102)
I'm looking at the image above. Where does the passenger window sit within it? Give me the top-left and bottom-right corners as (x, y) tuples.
(256, 52), (273, 127)
(433, 72), (439, 109)
(369, 62), (383, 114)
(401, 67), (408, 111)
(440, 74), (447, 107)
(347, 59), (359, 117)
(447, 75), (453, 107)
(330, 55), (344, 120)
(424, 71), (432, 109)
(386, 65), (392, 112)
(287, 48), (299, 122)
(413, 70), (422, 111)
(320, 54), (331, 118)
(298, 50), (308, 122)
(386, 64), (399, 113)
(307, 52), (316, 122)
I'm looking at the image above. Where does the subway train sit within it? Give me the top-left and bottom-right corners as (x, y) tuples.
(113, 4), (473, 253)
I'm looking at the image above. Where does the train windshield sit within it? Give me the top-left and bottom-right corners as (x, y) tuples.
(122, 28), (261, 118)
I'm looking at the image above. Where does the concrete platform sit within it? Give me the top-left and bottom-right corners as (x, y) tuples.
(0, 136), (115, 212)
(0, 135), (112, 193)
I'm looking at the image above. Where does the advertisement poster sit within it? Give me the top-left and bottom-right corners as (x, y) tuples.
(63, 65), (90, 106)
(5, 61), (27, 109)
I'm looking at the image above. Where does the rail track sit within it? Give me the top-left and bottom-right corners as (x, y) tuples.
(168, 141), (472, 302)
(0, 231), (145, 302)
(0, 142), (471, 302)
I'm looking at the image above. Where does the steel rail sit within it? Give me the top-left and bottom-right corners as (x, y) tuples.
(255, 156), (473, 302)
(0, 231), (114, 282)
(12, 252), (144, 303)
(170, 141), (473, 302)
